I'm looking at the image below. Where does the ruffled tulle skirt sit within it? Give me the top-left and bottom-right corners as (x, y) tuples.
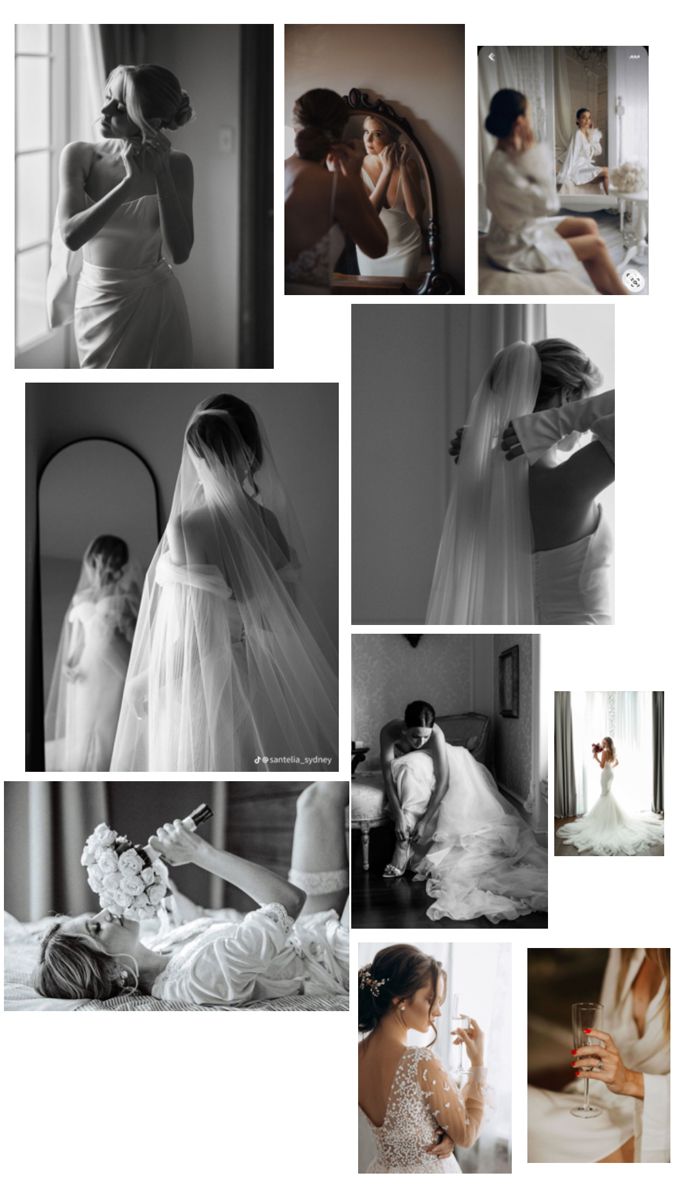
(556, 790), (664, 855)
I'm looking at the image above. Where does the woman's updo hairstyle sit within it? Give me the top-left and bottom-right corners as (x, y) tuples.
(186, 394), (263, 475)
(358, 944), (444, 1042)
(404, 700), (436, 728)
(35, 924), (133, 1001)
(485, 88), (528, 138)
(85, 535), (129, 588)
(293, 88), (349, 162)
(109, 64), (193, 139)
(533, 338), (603, 408)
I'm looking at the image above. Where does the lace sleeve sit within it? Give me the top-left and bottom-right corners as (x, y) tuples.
(416, 1051), (486, 1149)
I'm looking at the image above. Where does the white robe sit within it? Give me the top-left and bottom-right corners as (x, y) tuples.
(558, 128), (604, 188)
(485, 144), (579, 274)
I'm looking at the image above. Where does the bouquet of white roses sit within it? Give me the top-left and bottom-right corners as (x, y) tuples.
(81, 823), (170, 922)
(610, 161), (647, 193)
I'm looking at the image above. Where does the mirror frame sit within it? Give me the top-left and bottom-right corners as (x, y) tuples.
(29, 437), (161, 771)
(344, 88), (454, 295)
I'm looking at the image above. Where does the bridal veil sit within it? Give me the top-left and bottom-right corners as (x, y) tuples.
(111, 398), (339, 770)
(426, 341), (541, 624)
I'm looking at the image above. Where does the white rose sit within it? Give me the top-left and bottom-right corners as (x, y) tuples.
(87, 868), (104, 893)
(121, 876), (144, 897)
(106, 900), (124, 916)
(153, 860), (169, 885)
(99, 829), (118, 848)
(147, 883), (166, 907)
(98, 849), (119, 875)
(140, 867), (156, 885)
(94, 823), (109, 836)
(118, 849), (144, 875)
(81, 846), (98, 867)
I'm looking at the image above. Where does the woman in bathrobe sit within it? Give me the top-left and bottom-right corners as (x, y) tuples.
(529, 948), (670, 1163)
(34, 783), (349, 1005)
(48, 64), (193, 368)
(483, 89), (627, 294)
(557, 108), (609, 193)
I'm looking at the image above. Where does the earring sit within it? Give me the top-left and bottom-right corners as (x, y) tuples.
(400, 1004), (406, 1012)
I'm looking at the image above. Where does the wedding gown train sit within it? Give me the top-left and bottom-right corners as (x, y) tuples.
(556, 764), (664, 855)
(361, 1047), (485, 1173)
(398, 745), (548, 922)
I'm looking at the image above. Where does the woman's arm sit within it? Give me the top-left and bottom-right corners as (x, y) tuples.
(57, 141), (137, 251)
(63, 617), (85, 678)
(574, 1028), (644, 1098)
(366, 147), (396, 213)
(380, 726), (405, 831)
(149, 822), (306, 918)
(147, 141), (194, 264)
(398, 150), (424, 222)
(426, 728), (450, 817)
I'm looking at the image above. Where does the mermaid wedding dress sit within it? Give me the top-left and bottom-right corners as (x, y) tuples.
(556, 764), (664, 855)
(361, 1047), (486, 1173)
(356, 170), (422, 279)
(395, 744), (548, 922)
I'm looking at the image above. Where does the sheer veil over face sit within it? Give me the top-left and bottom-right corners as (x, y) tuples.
(111, 399), (338, 771)
(427, 341), (541, 624)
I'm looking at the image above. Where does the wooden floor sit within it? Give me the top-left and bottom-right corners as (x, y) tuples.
(351, 805), (548, 930)
(554, 816), (664, 857)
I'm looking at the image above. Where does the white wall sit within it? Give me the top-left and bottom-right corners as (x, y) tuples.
(285, 24), (465, 287)
(147, 25), (241, 367)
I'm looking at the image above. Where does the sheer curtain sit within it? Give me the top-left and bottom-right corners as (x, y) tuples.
(478, 47), (555, 231)
(553, 48), (575, 172)
(571, 692), (654, 816)
(608, 46), (649, 169)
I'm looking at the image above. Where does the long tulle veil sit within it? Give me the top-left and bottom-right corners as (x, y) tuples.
(426, 341), (542, 624)
(44, 545), (142, 769)
(111, 399), (339, 770)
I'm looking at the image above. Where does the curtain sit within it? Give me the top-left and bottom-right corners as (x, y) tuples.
(554, 691), (577, 817)
(4, 781), (229, 921)
(443, 303), (547, 489)
(478, 47), (555, 231)
(608, 46), (648, 169)
(554, 48), (574, 172)
(238, 26), (273, 368)
(652, 692), (664, 815)
(571, 692), (653, 816)
(98, 25), (148, 76)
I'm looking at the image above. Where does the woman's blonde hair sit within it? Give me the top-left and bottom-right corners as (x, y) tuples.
(617, 948), (670, 1038)
(603, 736), (619, 766)
(108, 64), (193, 142)
(34, 923), (137, 1001)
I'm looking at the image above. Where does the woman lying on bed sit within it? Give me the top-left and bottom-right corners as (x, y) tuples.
(35, 783), (348, 1004)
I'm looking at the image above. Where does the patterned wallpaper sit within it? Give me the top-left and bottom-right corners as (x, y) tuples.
(352, 635), (474, 767)
(493, 634), (533, 803)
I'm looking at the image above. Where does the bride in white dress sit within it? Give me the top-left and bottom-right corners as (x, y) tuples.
(34, 783), (349, 1006)
(427, 339), (615, 625)
(48, 64), (193, 367)
(44, 535), (141, 771)
(557, 108), (609, 194)
(110, 394), (338, 771)
(356, 117), (424, 281)
(529, 948), (670, 1162)
(379, 701), (548, 923)
(557, 738), (664, 855)
(483, 89), (627, 294)
(358, 944), (486, 1173)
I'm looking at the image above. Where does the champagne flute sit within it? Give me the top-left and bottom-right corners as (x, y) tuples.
(570, 1001), (604, 1118)
(451, 993), (470, 1079)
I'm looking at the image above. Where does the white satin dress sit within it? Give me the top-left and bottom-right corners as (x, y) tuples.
(485, 144), (579, 273)
(556, 763), (664, 855)
(393, 744), (548, 922)
(361, 1047), (486, 1173)
(529, 949), (670, 1162)
(356, 168), (422, 279)
(147, 902), (348, 1004)
(533, 505), (613, 624)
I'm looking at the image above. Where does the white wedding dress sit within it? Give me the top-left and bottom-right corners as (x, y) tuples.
(556, 763), (664, 855)
(529, 949), (670, 1162)
(398, 744), (548, 922)
(356, 169), (422, 279)
(361, 1047), (486, 1173)
(146, 901), (348, 1005)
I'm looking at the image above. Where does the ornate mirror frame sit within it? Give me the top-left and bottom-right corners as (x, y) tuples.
(344, 89), (454, 295)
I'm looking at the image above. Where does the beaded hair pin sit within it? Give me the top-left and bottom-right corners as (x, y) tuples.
(359, 966), (387, 997)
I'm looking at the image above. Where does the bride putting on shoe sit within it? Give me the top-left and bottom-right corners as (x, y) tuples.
(111, 393), (338, 771)
(359, 944), (486, 1173)
(48, 64), (194, 367)
(427, 338), (615, 625)
(35, 783), (348, 1006)
(379, 701), (547, 922)
(557, 738), (664, 856)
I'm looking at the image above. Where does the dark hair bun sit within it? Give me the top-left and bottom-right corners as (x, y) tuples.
(167, 90), (193, 130)
(293, 88), (349, 161)
(294, 125), (332, 161)
(485, 88), (527, 138)
(358, 945), (443, 1041)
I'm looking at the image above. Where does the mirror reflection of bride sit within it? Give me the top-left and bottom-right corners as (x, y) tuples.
(111, 394), (339, 770)
(44, 535), (141, 771)
(285, 89), (388, 293)
(356, 117), (424, 280)
(557, 108), (609, 194)
(556, 738), (664, 855)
